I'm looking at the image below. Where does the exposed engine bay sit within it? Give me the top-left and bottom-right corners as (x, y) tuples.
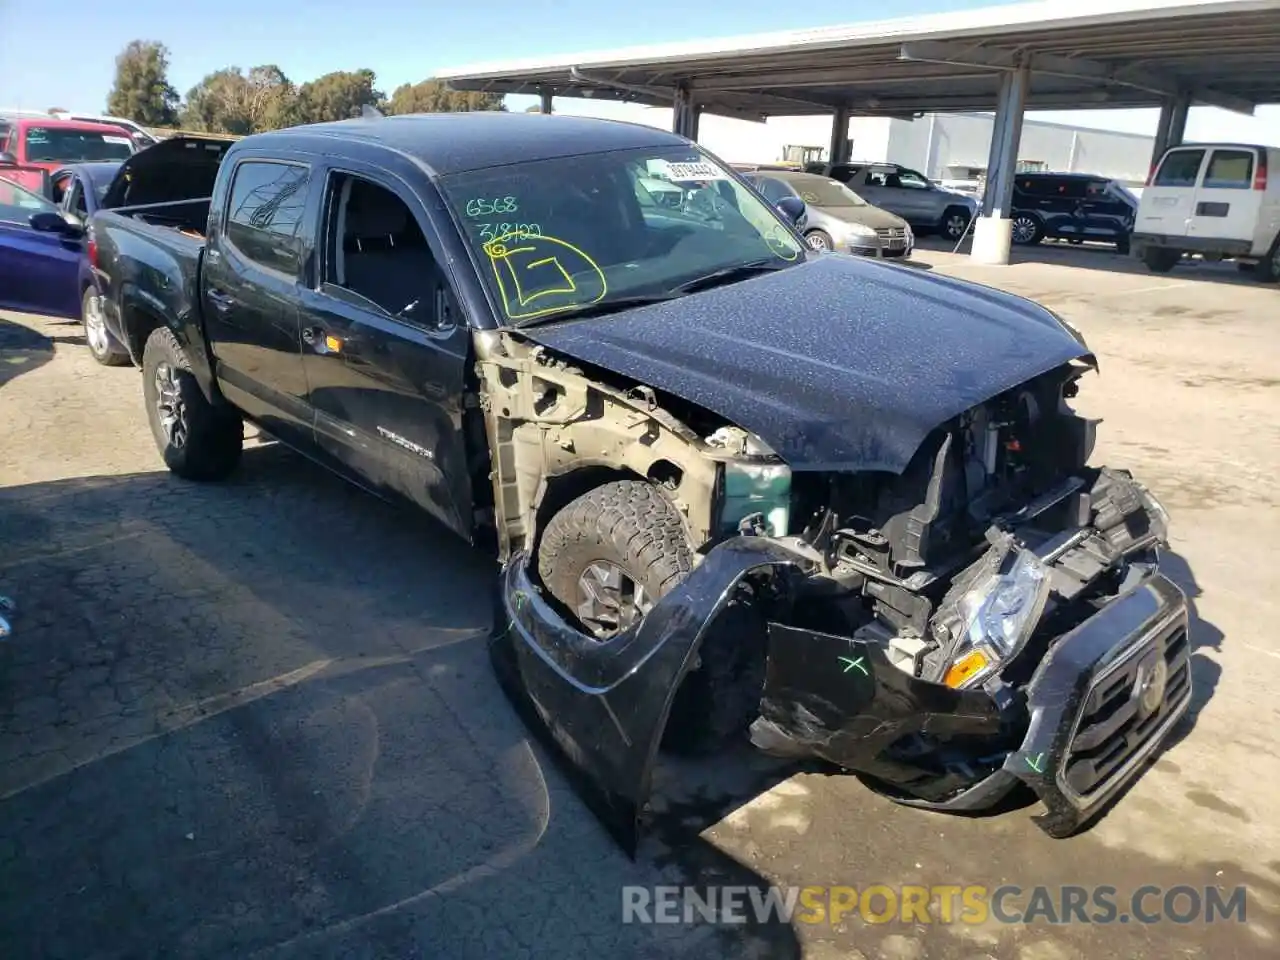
(479, 330), (1190, 856)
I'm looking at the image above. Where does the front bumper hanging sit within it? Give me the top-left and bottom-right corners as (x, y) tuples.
(491, 474), (1191, 853)
(489, 537), (815, 857)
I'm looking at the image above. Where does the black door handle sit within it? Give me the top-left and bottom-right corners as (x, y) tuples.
(207, 289), (235, 313)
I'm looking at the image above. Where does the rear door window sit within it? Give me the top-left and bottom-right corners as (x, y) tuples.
(1202, 149), (1255, 189)
(225, 160), (310, 275)
(1153, 149), (1206, 187)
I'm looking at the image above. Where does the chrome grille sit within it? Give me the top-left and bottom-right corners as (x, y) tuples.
(875, 226), (908, 248)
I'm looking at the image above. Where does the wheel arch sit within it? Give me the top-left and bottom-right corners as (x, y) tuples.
(475, 335), (718, 564)
(119, 290), (226, 405)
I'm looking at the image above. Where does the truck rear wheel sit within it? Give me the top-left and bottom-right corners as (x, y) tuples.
(142, 327), (242, 481)
(82, 287), (129, 367)
(537, 479), (764, 753)
(1258, 238), (1280, 284)
(1142, 248), (1181, 273)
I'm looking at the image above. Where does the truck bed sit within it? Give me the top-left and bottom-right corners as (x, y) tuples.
(91, 201), (210, 364)
(107, 198), (211, 239)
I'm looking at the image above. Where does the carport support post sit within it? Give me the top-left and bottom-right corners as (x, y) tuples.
(539, 91), (553, 114)
(1150, 92), (1191, 171)
(971, 58), (1029, 265)
(828, 106), (851, 167)
(673, 83), (698, 140)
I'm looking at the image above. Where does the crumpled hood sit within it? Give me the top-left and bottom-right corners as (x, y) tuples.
(520, 255), (1092, 473)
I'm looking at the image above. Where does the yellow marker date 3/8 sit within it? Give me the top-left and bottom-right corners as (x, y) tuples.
(478, 223), (542, 241)
(466, 196), (519, 217)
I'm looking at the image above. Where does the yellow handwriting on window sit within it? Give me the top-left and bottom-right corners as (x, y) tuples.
(766, 226), (802, 261)
(483, 231), (608, 320)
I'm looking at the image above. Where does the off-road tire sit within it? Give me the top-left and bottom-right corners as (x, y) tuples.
(82, 287), (129, 366)
(537, 479), (770, 755)
(141, 327), (243, 481)
(1142, 248), (1181, 274)
(538, 480), (692, 620)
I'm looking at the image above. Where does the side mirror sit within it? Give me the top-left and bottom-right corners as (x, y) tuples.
(29, 211), (83, 237)
(775, 195), (806, 226)
(0, 151), (17, 166)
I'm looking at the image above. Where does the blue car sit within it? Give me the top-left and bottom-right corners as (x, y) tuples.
(0, 176), (85, 319)
(0, 161), (128, 364)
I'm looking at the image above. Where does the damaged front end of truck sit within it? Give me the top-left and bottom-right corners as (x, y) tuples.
(478, 271), (1191, 857)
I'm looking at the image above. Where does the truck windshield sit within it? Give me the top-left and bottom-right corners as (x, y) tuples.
(23, 127), (135, 163)
(437, 146), (806, 325)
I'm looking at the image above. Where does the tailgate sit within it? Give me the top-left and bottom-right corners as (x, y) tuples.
(1136, 147), (1206, 238)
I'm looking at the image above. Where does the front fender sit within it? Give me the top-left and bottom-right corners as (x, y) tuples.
(489, 537), (816, 857)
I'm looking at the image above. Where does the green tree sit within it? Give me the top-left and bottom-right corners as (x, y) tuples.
(246, 65), (297, 130)
(382, 79), (505, 115)
(182, 68), (252, 134)
(106, 41), (180, 126)
(293, 70), (383, 125)
(181, 65), (296, 134)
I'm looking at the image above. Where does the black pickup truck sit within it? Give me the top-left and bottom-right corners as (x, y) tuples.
(92, 113), (1191, 855)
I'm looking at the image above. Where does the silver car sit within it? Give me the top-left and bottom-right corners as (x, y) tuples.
(747, 170), (914, 258)
(811, 162), (977, 241)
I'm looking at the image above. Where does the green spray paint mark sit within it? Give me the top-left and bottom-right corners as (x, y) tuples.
(501, 590), (529, 638)
(1025, 752), (1046, 774)
(838, 655), (868, 677)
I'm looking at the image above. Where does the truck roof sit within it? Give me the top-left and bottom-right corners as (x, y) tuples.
(244, 112), (690, 176)
(9, 116), (135, 134)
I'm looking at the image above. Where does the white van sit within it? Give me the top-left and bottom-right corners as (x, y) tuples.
(1132, 143), (1280, 282)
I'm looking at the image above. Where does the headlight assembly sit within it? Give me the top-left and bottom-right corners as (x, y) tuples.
(943, 549), (1050, 688)
(845, 223), (877, 238)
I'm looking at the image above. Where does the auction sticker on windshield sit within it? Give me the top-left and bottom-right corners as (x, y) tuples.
(103, 136), (133, 145)
(658, 161), (728, 182)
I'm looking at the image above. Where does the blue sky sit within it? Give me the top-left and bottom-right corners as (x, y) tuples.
(2, 0), (1277, 144)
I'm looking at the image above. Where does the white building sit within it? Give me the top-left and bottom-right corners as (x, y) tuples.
(592, 106), (1155, 188)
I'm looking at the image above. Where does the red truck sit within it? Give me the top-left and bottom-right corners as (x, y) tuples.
(0, 116), (137, 196)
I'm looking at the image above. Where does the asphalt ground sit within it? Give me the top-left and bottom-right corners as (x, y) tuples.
(1, 241), (1276, 959)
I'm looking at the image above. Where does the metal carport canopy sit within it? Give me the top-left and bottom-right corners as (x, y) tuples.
(434, 0), (1280, 119)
